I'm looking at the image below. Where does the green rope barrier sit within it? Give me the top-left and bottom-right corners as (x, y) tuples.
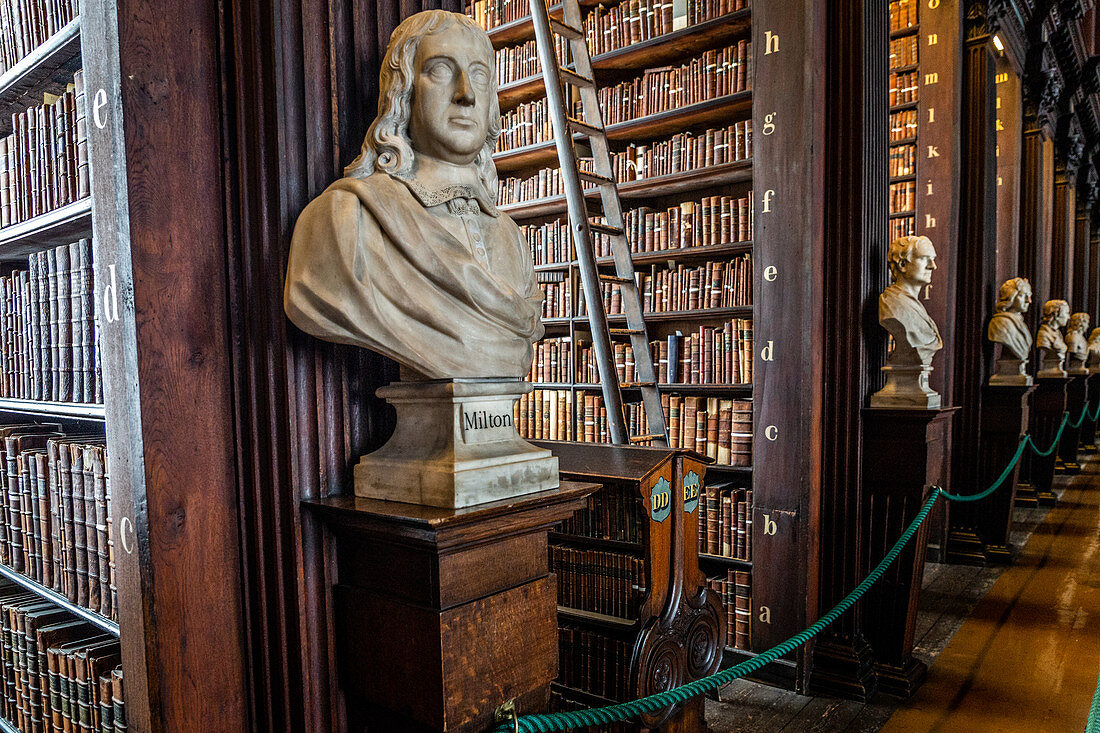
(492, 398), (1090, 732)
(1070, 401), (1093, 430)
(1089, 654), (1100, 733)
(1030, 413), (1071, 457)
(494, 489), (943, 733)
(939, 436), (1029, 503)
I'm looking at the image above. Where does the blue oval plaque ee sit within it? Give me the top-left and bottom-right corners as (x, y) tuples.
(683, 470), (700, 514)
(650, 477), (672, 523)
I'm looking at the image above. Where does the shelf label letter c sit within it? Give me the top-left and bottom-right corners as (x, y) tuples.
(120, 516), (135, 555)
(765, 425), (778, 441)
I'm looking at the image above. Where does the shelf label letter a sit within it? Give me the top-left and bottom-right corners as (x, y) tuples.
(764, 31), (779, 55)
(759, 607), (771, 624)
(103, 264), (120, 324)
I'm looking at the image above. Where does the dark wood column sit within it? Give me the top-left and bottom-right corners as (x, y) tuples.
(1075, 206), (1091, 312)
(1018, 110), (1056, 337)
(995, 56), (1024, 288)
(807, 0), (886, 701)
(947, 20), (998, 563)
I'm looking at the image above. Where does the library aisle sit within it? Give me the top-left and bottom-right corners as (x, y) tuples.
(881, 461), (1100, 733)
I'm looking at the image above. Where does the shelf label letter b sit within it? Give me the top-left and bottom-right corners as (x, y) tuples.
(762, 514), (778, 535)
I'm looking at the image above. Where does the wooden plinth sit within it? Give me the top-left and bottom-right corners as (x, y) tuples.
(1024, 376), (1068, 506)
(303, 482), (597, 733)
(860, 407), (957, 699)
(1080, 374), (1100, 451)
(951, 385), (1034, 564)
(1058, 375), (1088, 474)
(807, 634), (878, 702)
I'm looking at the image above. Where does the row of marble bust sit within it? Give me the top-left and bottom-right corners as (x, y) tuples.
(988, 281), (1100, 383)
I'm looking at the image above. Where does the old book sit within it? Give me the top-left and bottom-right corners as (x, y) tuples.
(36, 251), (52, 401)
(69, 241), (84, 404)
(75, 641), (121, 733)
(36, 620), (95, 733)
(47, 247), (60, 401)
(56, 242), (72, 402)
(74, 71), (89, 200)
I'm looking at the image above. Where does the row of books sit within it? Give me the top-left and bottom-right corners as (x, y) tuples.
(0, 429), (116, 621)
(597, 43), (752, 126)
(1, 72), (89, 228)
(497, 123), (752, 206)
(557, 481), (644, 545)
(468, 0), (747, 32)
(890, 109), (917, 142)
(698, 484), (753, 560)
(557, 624), (632, 701)
(889, 216), (915, 242)
(888, 0), (918, 33)
(889, 34), (917, 69)
(581, 0), (743, 57)
(529, 338), (573, 383)
(890, 179), (915, 213)
(550, 690), (631, 733)
(514, 389), (655, 444)
(576, 258), (752, 316)
(0, 583), (125, 733)
(539, 277), (570, 318)
(1, 239), (102, 404)
(889, 144), (915, 178)
(523, 192), (753, 266)
(667, 396), (752, 465)
(890, 69), (918, 107)
(0, 0), (77, 76)
(709, 569), (751, 650)
(495, 36), (569, 87)
(550, 545), (646, 619)
(574, 321), (754, 387)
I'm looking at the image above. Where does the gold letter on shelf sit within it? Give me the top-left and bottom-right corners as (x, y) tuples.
(762, 515), (778, 536)
(761, 341), (774, 361)
(764, 266), (778, 282)
(764, 31), (779, 55)
(762, 113), (776, 136)
(765, 425), (778, 441)
(759, 607), (771, 624)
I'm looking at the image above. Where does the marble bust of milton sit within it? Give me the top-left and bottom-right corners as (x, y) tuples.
(284, 10), (543, 380)
(283, 11), (556, 508)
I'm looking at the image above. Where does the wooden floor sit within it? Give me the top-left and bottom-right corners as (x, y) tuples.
(705, 456), (1100, 732)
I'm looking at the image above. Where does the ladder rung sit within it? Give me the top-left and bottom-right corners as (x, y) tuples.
(559, 67), (595, 88)
(549, 17), (584, 39)
(578, 170), (615, 187)
(609, 328), (644, 336)
(630, 434), (665, 443)
(589, 222), (624, 237)
(567, 116), (604, 138)
(598, 274), (633, 284)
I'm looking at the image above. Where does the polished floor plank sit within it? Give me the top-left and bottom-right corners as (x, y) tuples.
(881, 460), (1100, 733)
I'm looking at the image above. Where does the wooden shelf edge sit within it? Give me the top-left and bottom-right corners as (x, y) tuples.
(0, 398), (105, 420)
(0, 561), (119, 637)
(889, 210), (916, 219)
(889, 25), (919, 40)
(707, 464), (753, 475)
(0, 198), (93, 258)
(0, 17), (81, 130)
(575, 306), (752, 325)
(889, 174), (917, 184)
(889, 100), (919, 112)
(557, 605), (638, 630)
(698, 553), (752, 568)
(550, 681), (620, 707)
(549, 531), (643, 554)
(534, 241), (754, 271)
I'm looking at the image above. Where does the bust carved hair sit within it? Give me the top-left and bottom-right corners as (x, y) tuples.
(1066, 312), (1090, 372)
(987, 277), (1033, 361)
(1036, 299), (1069, 377)
(879, 235), (943, 367)
(283, 10), (542, 380)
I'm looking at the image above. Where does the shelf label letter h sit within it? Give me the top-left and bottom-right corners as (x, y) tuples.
(764, 31), (779, 55)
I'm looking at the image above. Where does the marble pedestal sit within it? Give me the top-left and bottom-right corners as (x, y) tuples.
(1059, 374), (1088, 474)
(302, 484), (597, 733)
(946, 385), (1034, 564)
(989, 357), (1032, 386)
(860, 407), (957, 698)
(1081, 373), (1100, 451)
(1019, 376), (1068, 507)
(355, 379), (558, 508)
(870, 364), (941, 409)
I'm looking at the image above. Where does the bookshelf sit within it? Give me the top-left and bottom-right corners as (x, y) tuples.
(0, 2), (139, 730)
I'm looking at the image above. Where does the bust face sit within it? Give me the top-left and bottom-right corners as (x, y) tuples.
(901, 239), (937, 287)
(408, 25), (494, 166)
(1011, 285), (1032, 314)
(1057, 304), (1070, 328)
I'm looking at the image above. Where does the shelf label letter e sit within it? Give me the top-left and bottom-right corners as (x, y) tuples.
(764, 266), (778, 282)
(93, 89), (109, 130)
(103, 264), (120, 324)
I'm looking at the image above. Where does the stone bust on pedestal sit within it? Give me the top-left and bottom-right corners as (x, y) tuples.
(284, 10), (557, 507)
(1036, 299), (1070, 378)
(1065, 312), (1090, 375)
(1088, 328), (1100, 373)
(987, 277), (1033, 386)
(871, 235), (943, 409)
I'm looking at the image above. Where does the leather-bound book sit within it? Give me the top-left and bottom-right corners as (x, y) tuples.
(47, 248), (60, 401)
(111, 666), (125, 733)
(68, 241), (85, 404)
(36, 252), (52, 401)
(34, 452), (53, 589)
(75, 642), (121, 733)
(55, 243), (72, 402)
(74, 71), (89, 200)
(91, 447), (110, 619)
(36, 620), (95, 730)
(68, 444), (89, 609)
(20, 605), (69, 730)
(97, 672), (114, 733)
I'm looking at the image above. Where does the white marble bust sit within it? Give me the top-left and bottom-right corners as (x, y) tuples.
(284, 10), (543, 380)
(1036, 299), (1069, 378)
(987, 277), (1033, 385)
(1087, 327), (1100, 372)
(1066, 312), (1090, 375)
(871, 235), (943, 409)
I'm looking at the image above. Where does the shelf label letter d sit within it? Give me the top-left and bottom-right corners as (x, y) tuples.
(103, 264), (120, 324)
